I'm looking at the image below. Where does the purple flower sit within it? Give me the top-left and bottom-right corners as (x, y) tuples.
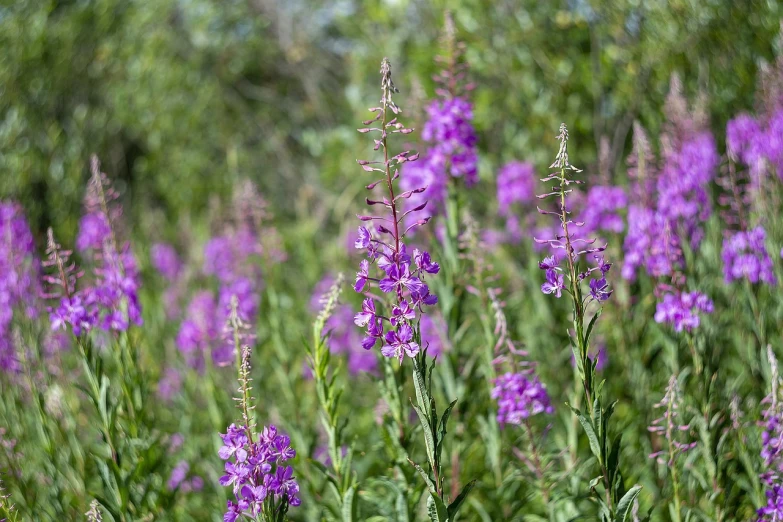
(271, 466), (300, 499)
(727, 114), (764, 167)
(50, 295), (95, 337)
(176, 291), (218, 368)
(535, 124), (614, 307)
(413, 249), (440, 274)
(538, 256), (557, 270)
(218, 422), (301, 518)
(354, 298), (377, 327)
(219, 461), (250, 493)
(497, 161), (536, 216)
(581, 185), (627, 236)
(721, 226), (777, 285)
(422, 97), (479, 186)
(223, 500), (246, 522)
(354, 259), (370, 293)
(157, 367), (183, 402)
(361, 318), (384, 351)
(71, 160), (145, 333)
(656, 132), (718, 247)
(355, 226), (371, 250)
(761, 410), (783, 471)
(596, 256), (612, 274)
(378, 263), (425, 295)
(219, 424), (250, 462)
(491, 372), (554, 427)
(167, 460), (190, 490)
(654, 291), (713, 332)
(151, 243), (182, 281)
(758, 485), (783, 522)
(218, 277), (259, 325)
(353, 59), (439, 366)
(75, 213), (111, 252)
(390, 300), (415, 326)
(541, 269), (564, 298)
(203, 230), (262, 285)
(240, 483), (268, 504)
(411, 287), (438, 309)
(589, 277), (612, 302)
(622, 205), (680, 281)
(203, 237), (235, 284)
(381, 324), (420, 364)
(0, 201), (42, 364)
(271, 435), (296, 462)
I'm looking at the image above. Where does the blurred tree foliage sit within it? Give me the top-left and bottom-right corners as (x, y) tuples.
(0, 0), (780, 239)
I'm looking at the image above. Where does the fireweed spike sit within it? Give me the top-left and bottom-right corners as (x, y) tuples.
(353, 57), (474, 519)
(536, 124), (641, 518)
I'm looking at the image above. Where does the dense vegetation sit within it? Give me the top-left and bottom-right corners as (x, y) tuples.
(1, 1), (783, 521)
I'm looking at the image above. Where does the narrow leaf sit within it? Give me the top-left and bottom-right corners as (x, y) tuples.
(409, 458), (437, 495)
(615, 485), (643, 522)
(585, 308), (602, 345)
(412, 403), (436, 470)
(342, 486), (357, 522)
(427, 494), (448, 522)
(572, 409), (602, 465)
(436, 399), (458, 460)
(447, 479), (476, 519)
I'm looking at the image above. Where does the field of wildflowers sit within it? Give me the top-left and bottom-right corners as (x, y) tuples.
(2, 2), (783, 521)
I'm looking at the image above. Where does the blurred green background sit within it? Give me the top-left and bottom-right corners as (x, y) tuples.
(1, 0), (780, 241)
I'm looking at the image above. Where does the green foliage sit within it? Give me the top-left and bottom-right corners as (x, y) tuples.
(0, 2), (782, 521)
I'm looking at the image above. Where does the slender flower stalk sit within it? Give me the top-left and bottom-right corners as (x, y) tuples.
(536, 124), (640, 518)
(77, 156), (142, 332)
(536, 124), (610, 406)
(39, 158), (158, 522)
(353, 58), (436, 361)
(307, 274), (358, 513)
(648, 376), (696, 522)
(354, 57), (473, 518)
(218, 309), (300, 521)
(718, 147), (777, 287)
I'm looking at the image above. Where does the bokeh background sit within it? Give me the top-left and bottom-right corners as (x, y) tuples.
(3, 1), (783, 521)
(2, 0), (780, 241)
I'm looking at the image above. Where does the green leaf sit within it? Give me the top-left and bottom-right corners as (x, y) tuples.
(615, 485), (642, 522)
(447, 479), (476, 520)
(605, 400), (618, 423)
(342, 447), (355, 492)
(585, 308), (602, 346)
(589, 476), (602, 489)
(436, 399), (458, 461)
(608, 434), (623, 482)
(427, 494), (449, 522)
(571, 407), (602, 465)
(342, 486), (357, 522)
(412, 358), (429, 413)
(570, 342), (584, 379)
(99, 375), (111, 425)
(410, 458), (437, 495)
(592, 398), (602, 440)
(412, 403), (436, 470)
